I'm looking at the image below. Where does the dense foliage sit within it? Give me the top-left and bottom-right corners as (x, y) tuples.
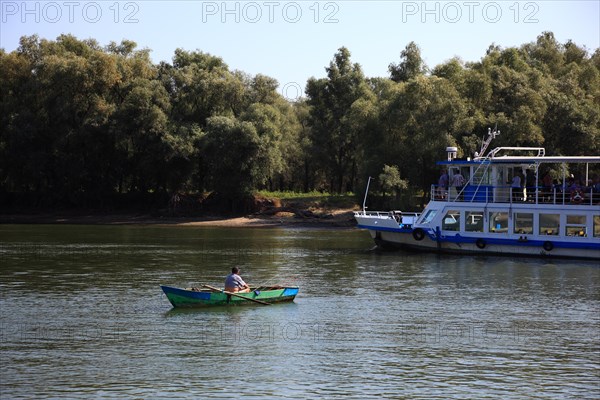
(1, 32), (598, 210)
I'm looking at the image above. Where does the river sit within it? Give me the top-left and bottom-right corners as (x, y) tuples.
(0, 224), (598, 399)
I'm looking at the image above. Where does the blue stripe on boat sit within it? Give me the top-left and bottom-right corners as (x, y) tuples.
(359, 226), (600, 251)
(356, 224), (413, 233)
(282, 288), (299, 297)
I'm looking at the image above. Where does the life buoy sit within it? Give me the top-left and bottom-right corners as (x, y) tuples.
(475, 238), (486, 249)
(543, 241), (554, 251)
(412, 228), (425, 241)
(570, 189), (584, 204)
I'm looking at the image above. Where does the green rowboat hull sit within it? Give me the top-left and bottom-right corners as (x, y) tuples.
(160, 286), (299, 308)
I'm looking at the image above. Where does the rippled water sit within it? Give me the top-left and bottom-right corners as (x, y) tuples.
(1, 224), (599, 398)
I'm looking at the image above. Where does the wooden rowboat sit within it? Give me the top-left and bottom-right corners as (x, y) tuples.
(160, 285), (299, 308)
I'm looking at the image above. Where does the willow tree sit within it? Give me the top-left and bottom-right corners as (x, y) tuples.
(0, 35), (122, 203)
(200, 116), (262, 196)
(306, 47), (374, 193)
(389, 41), (427, 83)
(381, 76), (468, 203)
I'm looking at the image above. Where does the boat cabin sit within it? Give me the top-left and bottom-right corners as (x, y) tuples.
(420, 146), (600, 242)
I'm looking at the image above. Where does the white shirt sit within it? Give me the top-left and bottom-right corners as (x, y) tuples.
(225, 273), (246, 289)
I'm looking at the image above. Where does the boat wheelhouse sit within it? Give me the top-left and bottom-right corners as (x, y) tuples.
(354, 128), (600, 259)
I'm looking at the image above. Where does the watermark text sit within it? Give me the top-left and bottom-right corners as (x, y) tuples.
(401, 1), (539, 23)
(1, 1), (140, 23)
(201, 1), (340, 23)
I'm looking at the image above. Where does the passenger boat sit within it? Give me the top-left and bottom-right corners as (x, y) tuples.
(354, 128), (600, 259)
(160, 285), (299, 308)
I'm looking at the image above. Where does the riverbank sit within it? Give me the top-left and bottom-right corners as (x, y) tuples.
(1, 192), (360, 228)
(0, 208), (358, 228)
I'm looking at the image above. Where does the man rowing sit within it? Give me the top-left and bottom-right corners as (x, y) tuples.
(224, 266), (251, 293)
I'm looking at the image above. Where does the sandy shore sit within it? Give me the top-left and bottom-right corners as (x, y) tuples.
(0, 209), (358, 229)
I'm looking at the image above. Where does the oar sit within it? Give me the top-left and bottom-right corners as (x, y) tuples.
(202, 284), (271, 306)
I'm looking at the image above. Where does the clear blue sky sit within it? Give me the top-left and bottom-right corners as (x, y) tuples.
(1, 1), (599, 100)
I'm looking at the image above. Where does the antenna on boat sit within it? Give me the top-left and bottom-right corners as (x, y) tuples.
(446, 146), (458, 162)
(362, 176), (372, 213)
(475, 125), (500, 160)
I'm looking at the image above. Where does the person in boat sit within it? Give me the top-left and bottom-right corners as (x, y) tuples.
(510, 171), (522, 202)
(450, 169), (466, 200)
(438, 169), (449, 200)
(542, 171), (553, 201)
(225, 267), (251, 293)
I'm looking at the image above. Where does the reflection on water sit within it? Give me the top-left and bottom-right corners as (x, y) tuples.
(1, 225), (599, 398)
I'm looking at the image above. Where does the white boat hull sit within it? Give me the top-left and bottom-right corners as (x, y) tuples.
(355, 212), (600, 260)
(364, 227), (597, 259)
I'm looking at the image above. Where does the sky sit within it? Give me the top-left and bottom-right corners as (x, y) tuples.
(1, 0), (599, 100)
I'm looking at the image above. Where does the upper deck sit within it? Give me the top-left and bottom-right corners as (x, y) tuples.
(436, 146), (600, 207)
(431, 184), (600, 206)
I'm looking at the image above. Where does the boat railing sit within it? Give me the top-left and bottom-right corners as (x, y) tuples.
(354, 210), (421, 225)
(487, 146), (545, 158)
(354, 210), (420, 218)
(431, 184), (600, 206)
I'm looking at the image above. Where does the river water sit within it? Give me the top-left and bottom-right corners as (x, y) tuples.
(0, 224), (598, 399)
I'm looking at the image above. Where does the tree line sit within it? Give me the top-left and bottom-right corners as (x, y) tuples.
(1, 32), (598, 210)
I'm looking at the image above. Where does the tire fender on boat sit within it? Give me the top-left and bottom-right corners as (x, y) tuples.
(475, 238), (486, 249)
(543, 241), (554, 251)
(412, 228), (425, 241)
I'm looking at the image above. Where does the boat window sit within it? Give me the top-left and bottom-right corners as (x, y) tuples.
(420, 209), (437, 225)
(539, 213), (560, 236)
(567, 215), (586, 225)
(442, 210), (460, 231)
(565, 215), (587, 237)
(514, 213), (533, 234)
(489, 212), (508, 233)
(594, 216), (600, 238)
(465, 211), (484, 232)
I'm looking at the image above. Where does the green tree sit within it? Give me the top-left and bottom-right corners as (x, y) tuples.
(306, 47), (373, 192)
(389, 41), (427, 82)
(240, 103), (285, 188)
(164, 49), (245, 125)
(2, 32), (598, 212)
(375, 76), (467, 203)
(290, 100), (316, 192)
(0, 45), (40, 194)
(112, 78), (172, 192)
(200, 116), (261, 196)
(523, 31), (564, 76)
(1, 35), (122, 203)
(378, 164), (408, 207)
